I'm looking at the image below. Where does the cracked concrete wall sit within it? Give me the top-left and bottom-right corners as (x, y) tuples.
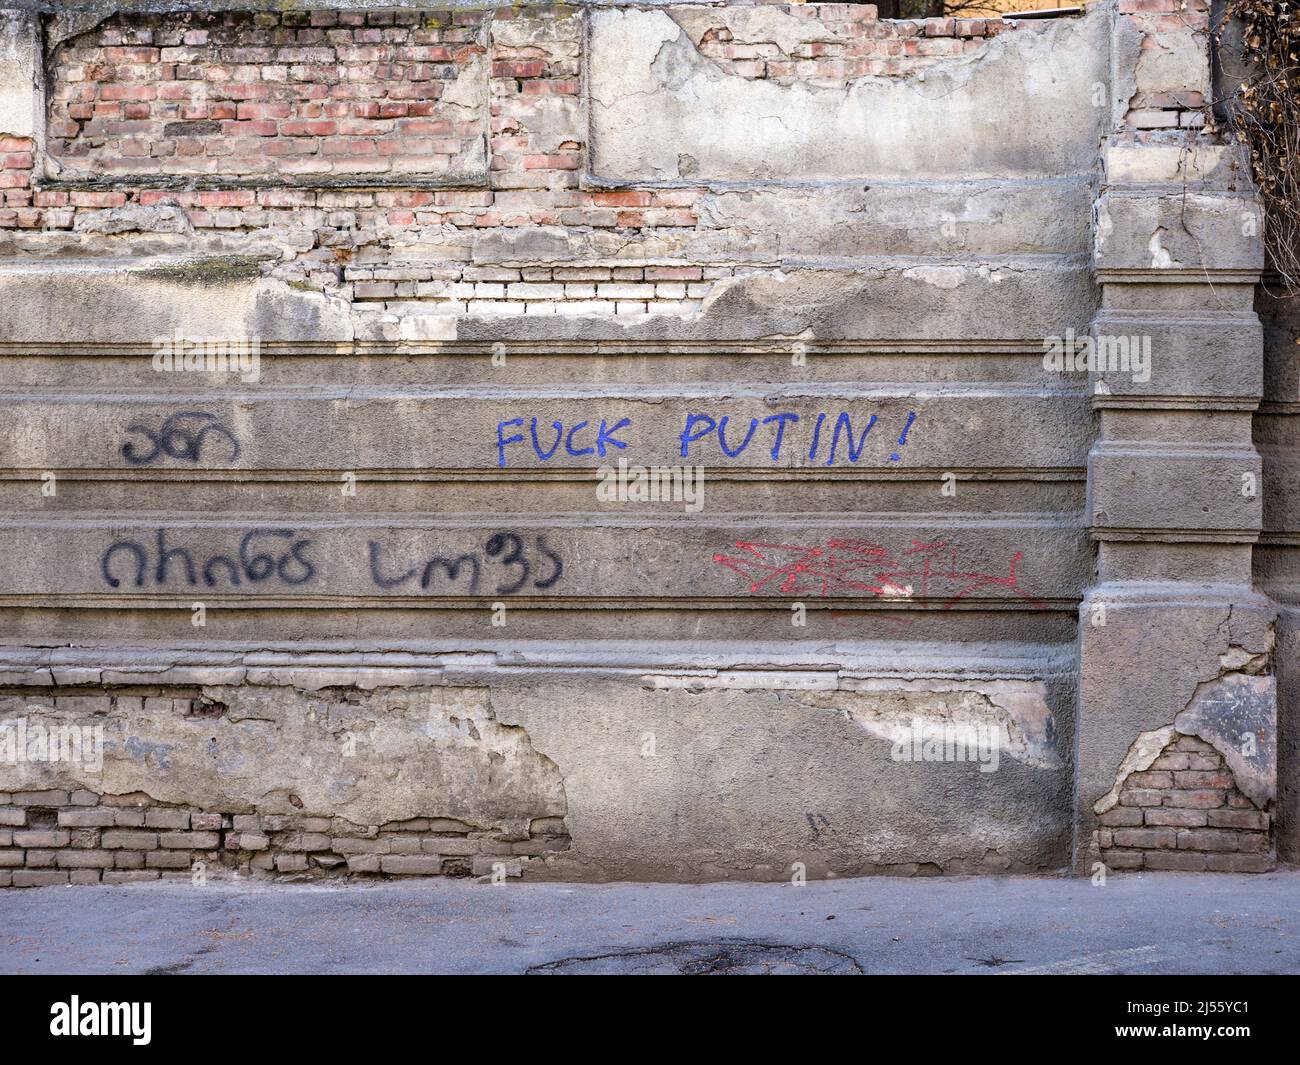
(2, 684), (567, 830)
(0, 647), (1075, 881)
(0, 2), (1283, 884)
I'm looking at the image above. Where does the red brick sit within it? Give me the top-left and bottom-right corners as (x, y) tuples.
(1236, 832), (1271, 854)
(12, 870), (70, 887)
(100, 84), (157, 102)
(101, 830), (158, 850)
(1177, 829), (1242, 852)
(1127, 770), (1172, 789)
(14, 830), (69, 848)
(146, 850), (191, 869)
(380, 855), (443, 875)
(56, 850), (114, 869)
(589, 190), (652, 208)
(652, 190), (701, 208)
(647, 208), (696, 226)
(1112, 828), (1177, 850)
(1143, 850), (1207, 871)
(645, 266), (704, 281)
(70, 191), (127, 208)
(1119, 788), (1164, 807)
(1205, 852), (1273, 873)
(435, 190), (492, 207)
(196, 189), (256, 207)
(1144, 808), (1206, 827)
(12, 785), (69, 806)
(225, 119), (278, 136)
(1174, 771), (1233, 789)
(523, 154), (579, 170)
(158, 831), (220, 849)
(1165, 789), (1226, 809)
(522, 80), (578, 96)
(103, 871), (161, 884)
(493, 60), (546, 78)
(1207, 808), (1268, 831)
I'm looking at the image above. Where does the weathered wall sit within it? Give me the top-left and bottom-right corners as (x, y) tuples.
(0, 0), (1283, 885)
(1256, 263), (1300, 864)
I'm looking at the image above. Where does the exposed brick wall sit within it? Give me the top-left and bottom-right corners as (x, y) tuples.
(1, 679), (570, 886)
(46, 8), (490, 181)
(696, 6), (1019, 85)
(1118, 0), (1210, 129)
(348, 261), (730, 318)
(1097, 735), (1274, 873)
(5, 6), (720, 318)
(488, 4), (579, 194)
(0, 786), (570, 887)
(0, 135), (37, 227)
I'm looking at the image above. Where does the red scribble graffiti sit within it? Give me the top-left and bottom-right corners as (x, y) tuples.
(711, 538), (1048, 611)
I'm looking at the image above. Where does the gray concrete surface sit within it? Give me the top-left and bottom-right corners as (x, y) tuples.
(2, 870), (1298, 975)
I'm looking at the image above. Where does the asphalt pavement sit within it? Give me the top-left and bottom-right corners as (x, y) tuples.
(2, 870), (1297, 975)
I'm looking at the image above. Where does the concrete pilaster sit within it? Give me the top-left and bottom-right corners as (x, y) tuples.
(1075, 133), (1277, 872)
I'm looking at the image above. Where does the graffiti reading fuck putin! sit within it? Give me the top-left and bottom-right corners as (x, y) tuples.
(495, 409), (919, 467)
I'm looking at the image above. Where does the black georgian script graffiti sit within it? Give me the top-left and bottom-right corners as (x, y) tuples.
(121, 412), (241, 466)
(100, 528), (315, 588)
(367, 532), (563, 594)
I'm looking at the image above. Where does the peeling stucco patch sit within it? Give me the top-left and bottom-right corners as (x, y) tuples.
(1149, 228), (1175, 268)
(0, 685), (567, 832)
(811, 678), (1061, 770)
(1219, 646), (1269, 673)
(1175, 673), (1276, 809)
(902, 265), (967, 290)
(73, 204), (192, 236)
(0, 11), (37, 139)
(671, 8), (844, 59)
(1093, 673), (1276, 815)
(588, 6), (1110, 183)
(1093, 725), (1177, 815)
